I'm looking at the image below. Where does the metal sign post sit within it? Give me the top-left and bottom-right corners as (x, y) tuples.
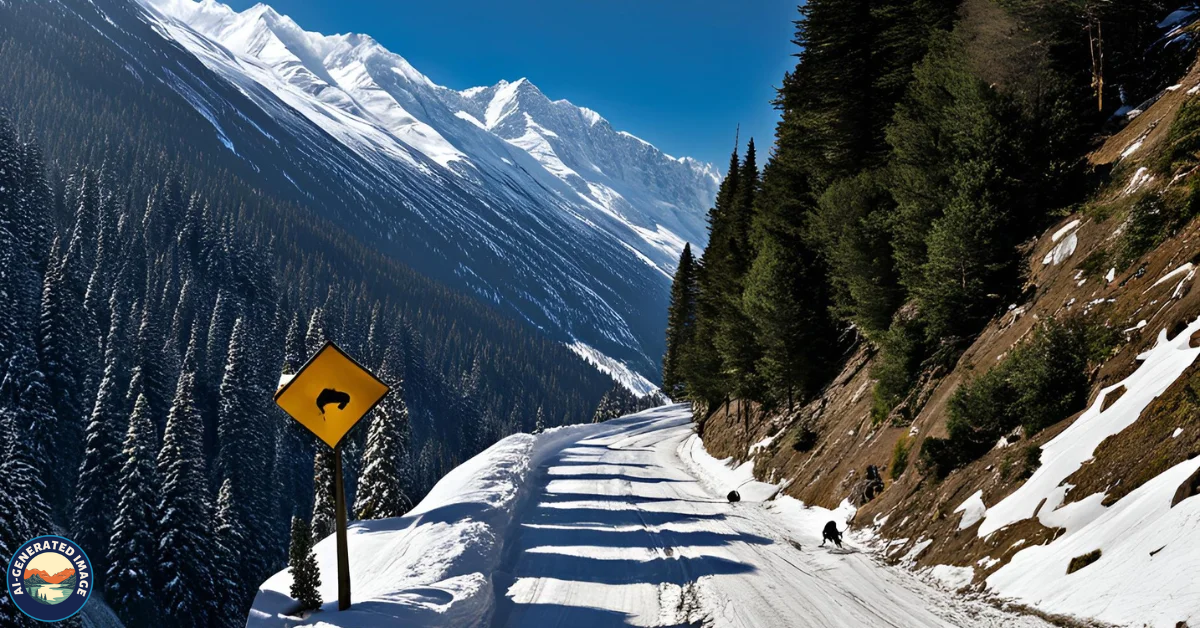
(274, 341), (390, 612)
(333, 445), (351, 611)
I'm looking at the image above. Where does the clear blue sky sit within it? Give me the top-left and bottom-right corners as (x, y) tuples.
(225, 0), (800, 171)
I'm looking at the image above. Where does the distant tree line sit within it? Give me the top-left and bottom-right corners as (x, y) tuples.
(663, 0), (1177, 432)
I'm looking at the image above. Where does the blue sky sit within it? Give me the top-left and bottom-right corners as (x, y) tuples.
(224, 0), (800, 170)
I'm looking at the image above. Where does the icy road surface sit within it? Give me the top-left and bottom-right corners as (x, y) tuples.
(491, 406), (1050, 627)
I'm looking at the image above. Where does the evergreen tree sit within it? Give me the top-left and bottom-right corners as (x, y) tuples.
(713, 140), (763, 403)
(0, 345), (55, 537)
(354, 358), (413, 521)
(288, 516), (322, 612)
(684, 149), (742, 409)
(887, 34), (1022, 341)
(156, 371), (215, 628)
(311, 446), (336, 541)
(305, 306), (327, 355)
(211, 478), (243, 626)
(73, 302), (131, 580)
(106, 394), (160, 626)
(533, 405), (546, 434)
(215, 317), (272, 600)
(811, 171), (902, 338)
(662, 243), (698, 400)
(129, 276), (174, 433)
(38, 242), (89, 502)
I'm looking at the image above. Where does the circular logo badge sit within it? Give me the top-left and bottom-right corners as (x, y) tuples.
(6, 535), (92, 622)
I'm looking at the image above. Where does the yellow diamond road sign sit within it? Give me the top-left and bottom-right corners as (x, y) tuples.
(275, 341), (390, 448)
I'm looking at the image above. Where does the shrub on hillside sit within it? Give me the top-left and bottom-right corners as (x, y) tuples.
(792, 426), (819, 452)
(890, 435), (912, 480)
(920, 317), (1115, 479)
(1066, 549), (1101, 574)
(1157, 96), (1200, 174)
(871, 317), (927, 423)
(1118, 185), (1200, 268)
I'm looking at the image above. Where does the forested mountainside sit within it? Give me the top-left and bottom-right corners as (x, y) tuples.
(0, 105), (634, 626)
(0, 0), (713, 624)
(0, 0), (720, 388)
(665, 0), (1200, 625)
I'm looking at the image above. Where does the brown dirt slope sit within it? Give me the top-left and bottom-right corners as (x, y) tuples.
(705, 58), (1200, 583)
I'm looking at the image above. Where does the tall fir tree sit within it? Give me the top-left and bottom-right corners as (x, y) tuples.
(310, 446), (336, 541)
(354, 356), (413, 521)
(211, 478), (244, 627)
(215, 317), (272, 601)
(0, 344), (56, 537)
(661, 243), (698, 400)
(156, 371), (215, 628)
(106, 394), (160, 626)
(287, 516), (322, 611)
(73, 297), (132, 581)
(38, 241), (89, 504)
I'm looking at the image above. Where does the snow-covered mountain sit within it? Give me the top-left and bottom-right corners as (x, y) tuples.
(125, 0), (718, 389)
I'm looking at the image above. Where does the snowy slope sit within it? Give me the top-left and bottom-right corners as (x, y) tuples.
(964, 317), (1200, 627)
(122, 0), (719, 389)
(249, 406), (1051, 627)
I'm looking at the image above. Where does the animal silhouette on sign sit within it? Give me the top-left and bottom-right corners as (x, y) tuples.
(316, 388), (351, 416)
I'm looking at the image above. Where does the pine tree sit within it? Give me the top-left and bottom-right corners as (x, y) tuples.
(0, 344), (55, 537)
(211, 478), (243, 626)
(156, 371), (215, 628)
(106, 394), (160, 626)
(742, 154), (842, 408)
(215, 317), (272, 600)
(683, 149), (742, 409)
(888, 34), (1022, 341)
(287, 516), (322, 612)
(73, 301), (131, 580)
(811, 171), (902, 338)
(533, 406), (546, 434)
(661, 243), (698, 400)
(38, 242), (89, 503)
(713, 140), (763, 403)
(311, 446), (336, 541)
(129, 276), (174, 434)
(305, 306), (326, 355)
(354, 359), (413, 521)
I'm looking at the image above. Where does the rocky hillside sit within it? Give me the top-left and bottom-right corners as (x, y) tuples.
(700, 53), (1200, 627)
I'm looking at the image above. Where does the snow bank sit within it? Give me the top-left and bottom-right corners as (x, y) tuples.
(954, 490), (986, 531)
(678, 432), (782, 501)
(926, 565), (975, 591)
(977, 317), (1200, 627)
(247, 422), (611, 627)
(1041, 231), (1077, 266)
(988, 457), (1200, 627)
(980, 316), (1200, 536)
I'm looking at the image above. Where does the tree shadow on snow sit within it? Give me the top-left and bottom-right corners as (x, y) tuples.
(495, 601), (707, 628)
(542, 472), (687, 484)
(509, 551), (756, 586)
(529, 505), (727, 528)
(515, 523), (771, 550)
(536, 491), (716, 506)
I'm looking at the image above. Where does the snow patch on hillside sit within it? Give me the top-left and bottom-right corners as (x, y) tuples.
(955, 490), (986, 530)
(980, 316), (1200, 537)
(975, 316), (1200, 627)
(566, 340), (658, 397)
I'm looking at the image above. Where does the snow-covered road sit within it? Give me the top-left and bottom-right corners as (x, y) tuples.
(491, 405), (1050, 628)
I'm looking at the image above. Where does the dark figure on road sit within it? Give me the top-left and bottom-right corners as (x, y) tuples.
(820, 521), (842, 549)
